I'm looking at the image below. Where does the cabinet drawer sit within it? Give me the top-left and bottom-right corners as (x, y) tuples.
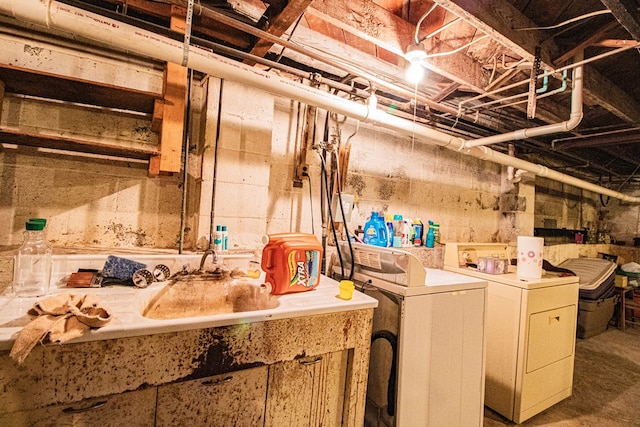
(265, 350), (348, 427)
(156, 366), (268, 426)
(0, 388), (157, 427)
(526, 304), (576, 372)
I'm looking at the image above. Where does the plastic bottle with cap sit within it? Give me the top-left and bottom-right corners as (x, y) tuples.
(393, 214), (403, 248)
(385, 214), (394, 247)
(213, 225), (223, 251)
(412, 219), (424, 246)
(14, 219), (52, 297)
(425, 220), (435, 248)
(433, 223), (440, 244)
(363, 212), (388, 247)
(402, 219), (412, 247)
(221, 225), (228, 251)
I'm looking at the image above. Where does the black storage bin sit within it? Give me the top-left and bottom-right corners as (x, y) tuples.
(577, 295), (618, 339)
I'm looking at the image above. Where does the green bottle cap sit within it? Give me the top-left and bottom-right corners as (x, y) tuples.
(29, 218), (47, 227)
(25, 220), (45, 231)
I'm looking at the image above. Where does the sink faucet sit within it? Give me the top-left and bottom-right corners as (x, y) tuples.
(199, 248), (218, 272)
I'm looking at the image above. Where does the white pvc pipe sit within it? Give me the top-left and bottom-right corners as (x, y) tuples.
(1, 0), (638, 203)
(465, 63), (583, 148)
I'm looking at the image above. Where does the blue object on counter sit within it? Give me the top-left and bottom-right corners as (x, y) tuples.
(363, 212), (388, 247)
(102, 255), (147, 280)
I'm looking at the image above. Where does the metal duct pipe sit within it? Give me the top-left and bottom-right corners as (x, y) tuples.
(0, 0), (638, 203)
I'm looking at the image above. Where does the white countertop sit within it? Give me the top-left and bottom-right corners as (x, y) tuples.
(0, 254), (378, 351)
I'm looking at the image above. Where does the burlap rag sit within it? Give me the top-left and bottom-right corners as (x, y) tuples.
(9, 293), (112, 364)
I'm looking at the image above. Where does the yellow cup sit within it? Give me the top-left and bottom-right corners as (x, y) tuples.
(338, 280), (355, 300)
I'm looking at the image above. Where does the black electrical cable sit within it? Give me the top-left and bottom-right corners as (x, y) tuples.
(332, 149), (355, 281)
(318, 152), (344, 280)
(304, 173), (315, 235)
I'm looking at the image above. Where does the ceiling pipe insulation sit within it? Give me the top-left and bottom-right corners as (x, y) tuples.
(1, 0), (638, 204)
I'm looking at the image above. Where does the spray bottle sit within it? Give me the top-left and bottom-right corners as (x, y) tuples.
(425, 220), (435, 248)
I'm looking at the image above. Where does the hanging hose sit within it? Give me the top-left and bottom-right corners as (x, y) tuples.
(371, 330), (398, 417)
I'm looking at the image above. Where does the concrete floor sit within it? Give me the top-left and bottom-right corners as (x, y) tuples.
(484, 325), (640, 426)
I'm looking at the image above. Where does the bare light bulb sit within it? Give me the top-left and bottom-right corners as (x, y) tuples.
(406, 62), (425, 83)
(404, 43), (427, 83)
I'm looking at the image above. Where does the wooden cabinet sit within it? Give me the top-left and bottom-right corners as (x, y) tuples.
(265, 351), (349, 426)
(156, 366), (268, 426)
(0, 309), (373, 427)
(0, 388), (157, 427)
(156, 351), (350, 427)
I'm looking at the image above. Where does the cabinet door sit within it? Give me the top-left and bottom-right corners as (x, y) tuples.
(265, 350), (349, 427)
(0, 387), (157, 427)
(156, 366), (268, 427)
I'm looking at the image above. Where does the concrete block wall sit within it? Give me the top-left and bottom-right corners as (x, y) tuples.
(317, 116), (507, 243)
(534, 176), (598, 238)
(599, 190), (640, 246)
(5, 29), (637, 291)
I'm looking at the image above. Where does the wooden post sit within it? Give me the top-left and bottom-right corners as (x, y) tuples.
(152, 5), (188, 175)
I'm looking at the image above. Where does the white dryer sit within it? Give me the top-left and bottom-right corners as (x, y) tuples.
(444, 242), (579, 423)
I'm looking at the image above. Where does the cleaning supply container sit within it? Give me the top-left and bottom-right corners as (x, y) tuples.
(261, 233), (323, 295)
(363, 212), (388, 247)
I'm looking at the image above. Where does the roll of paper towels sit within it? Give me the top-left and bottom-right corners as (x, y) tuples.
(517, 236), (544, 279)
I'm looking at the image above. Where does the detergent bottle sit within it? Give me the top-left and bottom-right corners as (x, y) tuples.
(261, 233), (323, 295)
(412, 219), (424, 246)
(385, 214), (394, 247)
(363, 212), (388, 247)
(392, 214), (403, 248)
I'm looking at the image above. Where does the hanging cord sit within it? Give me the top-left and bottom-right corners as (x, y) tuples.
(514, 10), (611, 31)
(414, 4), (439, 44)
(332, 143), (355, 281)
(305, 172), (315, 235)
(318, 150), (344, 279)
(269, 12), (306, 70)
(598, 175), (611, 207)
(319, 111), (330, 275)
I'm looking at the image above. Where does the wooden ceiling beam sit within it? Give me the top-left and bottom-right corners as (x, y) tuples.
(249, 0), (315, 60)
(307, 0), (490, 93)
(600, 0), (640, 40)
(431, 0), (640, 125)
(553, 130), (640, 150)
(553, 20), (619, 65)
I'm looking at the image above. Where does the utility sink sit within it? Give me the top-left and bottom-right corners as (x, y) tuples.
(141, 270), (278, 320)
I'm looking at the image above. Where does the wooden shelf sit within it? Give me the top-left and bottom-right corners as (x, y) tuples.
(0, 128), (160, 160)
(0, 66), (159, 114)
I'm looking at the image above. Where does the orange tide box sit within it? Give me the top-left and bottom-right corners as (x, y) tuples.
(261, 233), (323, 295)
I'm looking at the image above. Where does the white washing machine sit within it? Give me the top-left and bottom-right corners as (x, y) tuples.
(334, 243), (487, 427)
(444, 242), (579, 424)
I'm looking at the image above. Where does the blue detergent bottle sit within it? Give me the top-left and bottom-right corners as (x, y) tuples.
(363, 212), (388, 247)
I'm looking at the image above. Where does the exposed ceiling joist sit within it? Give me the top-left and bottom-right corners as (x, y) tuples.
(431, 0), (640, 125)
(307, 0), (490, 92)
(249, 0), (314, 59)
(2, 0), (639, 187)
(600, 0), (640, 39)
